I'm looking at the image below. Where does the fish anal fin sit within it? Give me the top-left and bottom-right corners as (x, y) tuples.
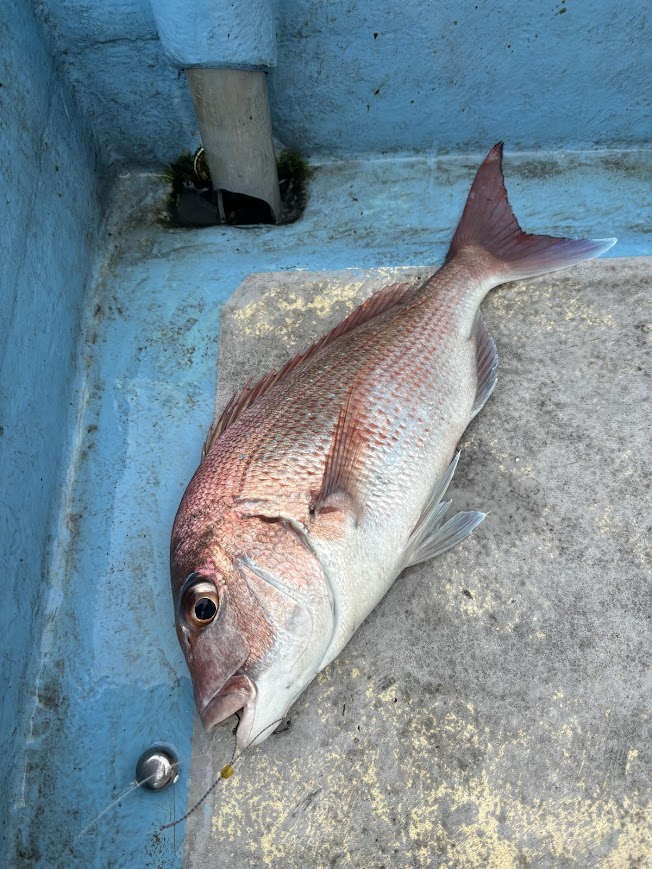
(403, 453), (485, 569)
(202, 281), (415, 460)
(471, 313), (498, 419)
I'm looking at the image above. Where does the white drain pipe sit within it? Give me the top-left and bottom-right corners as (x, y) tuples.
(150, 0), (282, 222)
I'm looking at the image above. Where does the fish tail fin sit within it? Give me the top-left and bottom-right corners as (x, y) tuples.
(446, 143), (616, 281)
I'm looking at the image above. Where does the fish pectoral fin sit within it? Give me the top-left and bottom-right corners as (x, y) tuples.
(291, 400), (365, 532)
(237, 493), (357, 551)
(471, 313), (498, 419)
(402, 453), (485, 568)
(236, 490), (359, 544)
(313, 387), (367, 517)
(236, 388), (368, 542)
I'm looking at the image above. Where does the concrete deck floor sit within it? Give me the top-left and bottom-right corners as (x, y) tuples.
(21, 150), (651, 867)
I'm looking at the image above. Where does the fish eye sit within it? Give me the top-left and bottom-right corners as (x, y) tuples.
(182, 579), (219, 628)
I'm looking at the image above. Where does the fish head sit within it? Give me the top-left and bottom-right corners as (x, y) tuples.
(172, 559), (253, 734)
(171, 514), (334, 750)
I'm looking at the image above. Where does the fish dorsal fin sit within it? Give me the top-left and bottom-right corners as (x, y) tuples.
(202, 280), (414, 460)
(202, 371), (275, 460)
(471, 313), (498, 419)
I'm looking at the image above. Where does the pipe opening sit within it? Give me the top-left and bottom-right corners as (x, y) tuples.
(220, 190), (275, 226)
(164, 148), (310, 227)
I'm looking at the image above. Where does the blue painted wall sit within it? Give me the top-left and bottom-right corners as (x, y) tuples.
(270, 0), (652, 157)
(34, 0), (201, 166)
(0, 1), (103, 863)
(35, 0), (651, 166)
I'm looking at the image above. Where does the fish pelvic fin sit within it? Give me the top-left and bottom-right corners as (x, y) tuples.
(202, 281), (415, 460)
(402, 453), (485, 569)
(446, 143), (616, 283)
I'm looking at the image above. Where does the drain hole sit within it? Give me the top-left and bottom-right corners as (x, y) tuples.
(220, 190), (275, 225)
(164, 148), (310, 227)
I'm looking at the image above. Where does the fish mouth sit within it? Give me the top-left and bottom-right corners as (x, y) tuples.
(199, 672), (256, 731)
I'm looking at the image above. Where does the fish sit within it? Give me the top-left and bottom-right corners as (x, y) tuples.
(170, 144), (615, 750)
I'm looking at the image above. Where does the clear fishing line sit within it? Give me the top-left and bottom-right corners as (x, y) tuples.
(160, 716), (289, 830)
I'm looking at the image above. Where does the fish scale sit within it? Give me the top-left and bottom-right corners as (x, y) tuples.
(212, 288), (474, 512)
(170, 144), (615, 749)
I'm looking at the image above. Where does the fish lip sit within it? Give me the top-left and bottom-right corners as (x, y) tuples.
(199, 672), (256, 732)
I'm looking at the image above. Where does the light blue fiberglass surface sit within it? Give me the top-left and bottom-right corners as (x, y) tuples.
(33, 0), (652, 164)
(4, 149), (650, 867)
(0, 0), (103, 864)
(1, 0), (650, 866)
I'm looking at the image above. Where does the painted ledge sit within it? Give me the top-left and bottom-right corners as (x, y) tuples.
(150, 0), (277, 69)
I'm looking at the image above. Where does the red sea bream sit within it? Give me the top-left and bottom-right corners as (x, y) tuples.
(170, 144), (615, 749)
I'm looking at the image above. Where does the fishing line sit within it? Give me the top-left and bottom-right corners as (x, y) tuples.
(59, 766), (181, 869)
(160, 716), (289, 830)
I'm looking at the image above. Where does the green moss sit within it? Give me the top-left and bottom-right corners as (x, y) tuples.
(162, 148), (218, 226)
(277, 149), (312, 184)
(163, 150), (198, 187)
(277, 149), (312, 224)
